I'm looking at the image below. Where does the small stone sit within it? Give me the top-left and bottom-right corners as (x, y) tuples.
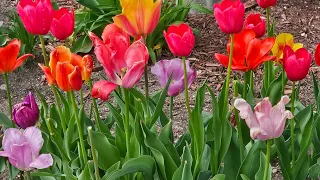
(0, 84), (6, 91)
(272, 168), (278, 174)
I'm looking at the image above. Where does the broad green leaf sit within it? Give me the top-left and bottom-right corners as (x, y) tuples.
(101, 162), (120, 180)
(71, 35), (92, 53)
(0, 34), (8, 46)
(223, 128), (241, 179)
(240, 174), (250, 180)
(309, 162), (320, 179)
(274, 136), (291, 180)
(254, 152), (271, 180)
(31, 172), (66, 177)
(115, 125), (127, 157)
(295, 154), (310, 180)
(0, 112), (13, 128)
(267, 71), (287, 106)
(172, 145), (193, 180)
(75, 0), (116, 9)
(78, 163), (90, 180)
(190, 3), (212, 14)
(211, 174), (226, 180)
(0, 157), (5, 173)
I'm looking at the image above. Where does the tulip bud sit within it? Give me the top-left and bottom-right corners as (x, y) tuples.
(50, 8), (75, 40)
(164, 23), (195, 57)
(12, 92), (39, 129)
(214, 0), (245, 34)
(244, 14), (266, 38)
(314, 42), (320, 66)
(256, 0), (277, 9)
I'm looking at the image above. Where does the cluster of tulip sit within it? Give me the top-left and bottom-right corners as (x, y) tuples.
(1, 0), (320, 179)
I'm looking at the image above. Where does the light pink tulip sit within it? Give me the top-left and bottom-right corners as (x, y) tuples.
(0, 127), (53, 171)
(234, 96), (293, 140)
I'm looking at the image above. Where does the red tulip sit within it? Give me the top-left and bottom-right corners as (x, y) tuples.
(89, 25), (149, 101)
(314, 43), (320, 66)
(164, 23), (195, 57)
(283, 46), (311, 81)
(244, 14), (266, 38)
(50, 8), (74, 40)
(215, 29), (275, 72)
(17, 0), (53, 35)
(0, 39), (34, 74)
(214, 0), (245, 34)
(256, 0), (277, 8)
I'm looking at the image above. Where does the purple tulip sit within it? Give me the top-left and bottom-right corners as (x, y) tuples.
(0, 127), (53, 171)
(151, 58), (196, 97)
(12, 92), (39, 129)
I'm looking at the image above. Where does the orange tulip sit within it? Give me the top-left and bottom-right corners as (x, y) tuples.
(39, 46), (93, 91)
(113, 0), (162, 37)
(0, 39), (34, 74)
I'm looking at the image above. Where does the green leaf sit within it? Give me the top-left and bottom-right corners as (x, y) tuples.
(78, 163), (91, 180)
(75, 0), (117, 9)
(31, 172), (66, 177)
(255, 152), (271, 180)
(309, 161), (320, 179)
(106, 156), (155, 180)
(0, 112), (13, 128)
(211, 174), (226, 180)
(172, 145), (193, 180)
(90, 131), (120, 170)
(240, 174), (250, 180)
(102, 162), (120, 180)
(0, 34), (8, 46)
(274, 136), (291, 179)
(71, 35), (93, 53)
(0, 157), (5, 173)
(267, 71), (287, 106)
(190, 3), (212, 14)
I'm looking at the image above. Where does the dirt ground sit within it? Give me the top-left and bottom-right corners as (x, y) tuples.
(1, 0), (320, 179)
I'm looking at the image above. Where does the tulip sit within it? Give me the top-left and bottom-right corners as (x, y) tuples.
(271, 33), (303, 64)
(214, 0), (245, 34)
(113, 0), (162, 37)
(89, 30), (149, 101)
(0, 39), (34, 74)
(151, 58), (196, 97)
(283, 46), (311, 81)
(12, 92), (39, 129)
(256, 0), (277, 8)
(315, 42), (320, 66)
(234, 96), (293, 140)
(164, 23), (195, 57)
(17, 0), (53, 35)
(215, 29), (275, 72)
(0, 127), (53, 171)
(50, 8), (75, 40)
(39, 46), (93, 91)
(244, 14), (266, 38)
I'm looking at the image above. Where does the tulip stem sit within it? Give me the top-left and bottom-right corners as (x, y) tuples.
(51, 85), (67, 132)
(123, 88), (131, 159)
(182, 56), (192, 118)
(39, 35), (49, 67)
(233, 80), (244, 162)
(250, 70), (254, 94)
(25, 171), (31, 180)
(70, 91), (88, 167)
(263, 140), (271, 180)
(282, 67), (285, 94)
(3, 73), (14, 127)
(243, 71), (250, 99)
(291, 81), (296, 167)
(144, 66), (150, 120)
(170, 96), (174, 121)
(88, 127), (100, 180)
(223, 34), (235, 118)
(80, 89), (84, 108)
(89, 79), (103, 133)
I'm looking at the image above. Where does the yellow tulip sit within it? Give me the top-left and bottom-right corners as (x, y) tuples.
(113, 0), (162, 37)
(271, 33), (303, 64)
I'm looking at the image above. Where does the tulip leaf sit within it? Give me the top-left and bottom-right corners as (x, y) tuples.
(0, 112), (13, 128)
(75, 0), (117, 10)
(309, 161), (320, 179)
(172, 145), (193, 180)
(78, 162), (91, 180)
(105, 156), (155, 180)
(274, 136), (292, 179)
(240, 174), (250, 180)
(31, 172), (66, 177)
(255, 152), (271, 180)
(267, 71), (287, 106)
(0, 34), (8, 46)
(211, 174), (226, 180)
(106, 102), (124, 130)
(190, 3), (212, 14)
(71, 35), (93, 54)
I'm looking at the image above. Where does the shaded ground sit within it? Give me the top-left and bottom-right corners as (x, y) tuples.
(1, 0), (320, 179)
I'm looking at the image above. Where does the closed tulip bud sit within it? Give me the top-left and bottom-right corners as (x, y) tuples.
(17, 0), (53, 35)
(50, 8), (75, 40)
(214, 0), (245, 34)
(12, 92), (39, 129)
(244, 14), (266, 38)
(256, 0), (277, 8)
(283, 46), (311, 81)
(164, 23), (195, 57)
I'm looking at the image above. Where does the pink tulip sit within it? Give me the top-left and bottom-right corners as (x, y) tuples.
(234, 96), (293, 140)
(89, 24), (149, 101)
(244, 14), (266, 38)
(50, 8), (75, 40)
(17, 0), (53, 35)
(0, 127), (53, 171)
(256, 0), (277, 8)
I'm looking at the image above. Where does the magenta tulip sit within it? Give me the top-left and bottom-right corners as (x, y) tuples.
(50, 8), (75, 40)
(244, 14), (266, 38)
(214, 0), (245, 34)
(256, 0), (277, 8)
(151, 58), (196, 97)
(234, 96), (293, 140)
(0, 127), (53, 171)
(17, 0), (53, 35)
(12, 92), (39, 129)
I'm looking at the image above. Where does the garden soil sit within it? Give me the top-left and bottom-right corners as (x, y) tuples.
(1, 0), (320, 179)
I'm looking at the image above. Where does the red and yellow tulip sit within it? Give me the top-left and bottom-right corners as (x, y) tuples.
(113, 0), (162, 37)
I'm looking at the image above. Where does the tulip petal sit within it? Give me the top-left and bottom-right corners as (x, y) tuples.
(56, 62), (74, 91)
(29, 154), (53, 169)
(49, 46), (71, 78)
(39, 64), (55, 85)
(10, 143), (33, 171)
(250, 127), (268, 140)
(315, 43), (320, 66)
(82, 55), (93, 81)
(122, 61), (145, 88)
(2, 128), (25, 152)
(23, 127), (44, 157)
(35, 0), (53, 35)
(68, 66), (82, 91)
(214, 53), (229, 68)
(13, 107), (36, 129)
(0, 151), (13, 158)
(92, 80), (118, 101)
(292, 43), (303, 51)
(124, 40), (149, 68)
(234, 98), (259, 129)
(113, 14), (139, 37)
(0, 39), (21, 73)
(144, 0), (161, 35)
(14, 54), (34, 70)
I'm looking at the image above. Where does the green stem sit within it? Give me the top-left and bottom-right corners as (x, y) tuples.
(39, 35), (49, 66)
(70, 91), (88, 167)
(3, 74), (14, 127)
(51, 85), (66, 132)
(266, 8), (272, 37)
(88, 127), (100, 180)
(243, 71), (250, 99)
(25, 171), (31, 180)
(182, 56), (192, 118)
(223, 34), (235, 117)
(80, 88), (84, 108)
(281, 66), (285, 94)
(291, 81), (296, 167)
(144, 66), (150, 122)
(170, 96), (174, 121)
(263, 140), (271, 180)
(250, 70), (254, 94)
(233, 81), (244, 162)
(89, 79), (102, 132)
(123, 88), (131, 159)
